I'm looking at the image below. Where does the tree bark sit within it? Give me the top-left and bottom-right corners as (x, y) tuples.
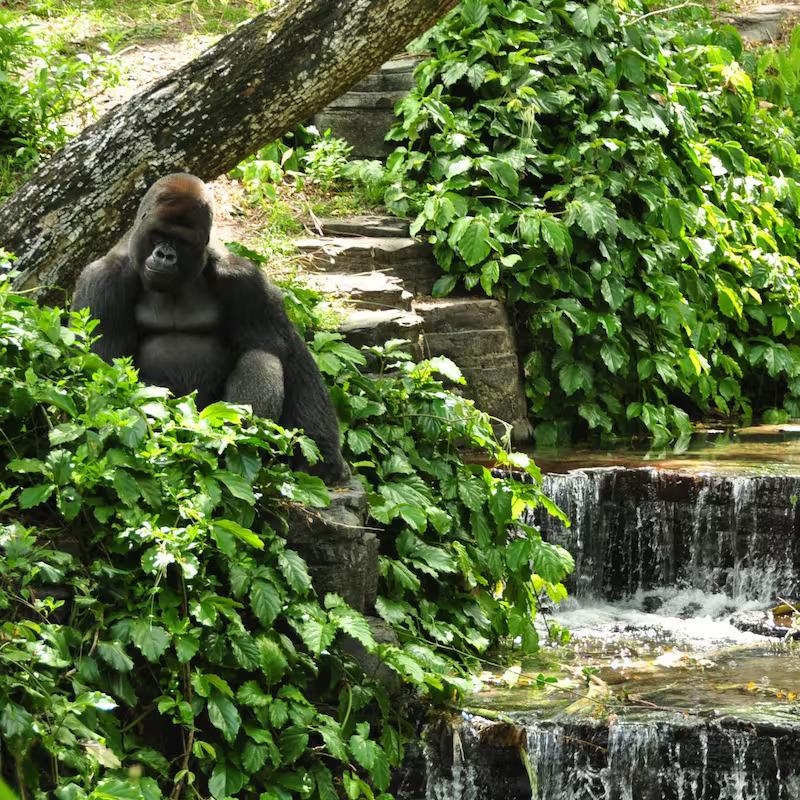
(0, 0), (456, 302)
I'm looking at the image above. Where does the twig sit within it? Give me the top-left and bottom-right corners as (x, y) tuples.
(626, 2), (703, 24)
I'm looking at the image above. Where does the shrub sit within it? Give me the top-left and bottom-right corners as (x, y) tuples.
(0, 257), (570, 798)
(0, 10), (117, 195)
(383, 0), (800, 443)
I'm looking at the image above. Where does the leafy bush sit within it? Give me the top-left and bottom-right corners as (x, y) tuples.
(382, 0), (800, 443)
(0, 253), (570, 798)
(0, 10), (117, 195)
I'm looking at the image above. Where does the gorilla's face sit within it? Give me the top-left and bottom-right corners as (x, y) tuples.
(130, 174), (213, 294)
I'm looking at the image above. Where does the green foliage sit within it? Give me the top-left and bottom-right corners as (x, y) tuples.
(0, 10), (118, 195)
(745, 24), (800, 115)
(315, 333), (572, 658)
(231, 127), (353, 203)
(0, 260), (570, 797)
(382, 0), (800, 443)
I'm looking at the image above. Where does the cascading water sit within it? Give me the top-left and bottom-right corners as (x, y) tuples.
(535, 468), (800, 601)
(398, 436), (800, 800)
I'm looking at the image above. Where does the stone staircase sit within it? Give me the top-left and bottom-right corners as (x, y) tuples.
(312, 55), (424, 160)
(296, 216), (532, 443)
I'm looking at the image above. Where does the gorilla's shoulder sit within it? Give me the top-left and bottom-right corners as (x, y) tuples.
(208, 246), (283, 304)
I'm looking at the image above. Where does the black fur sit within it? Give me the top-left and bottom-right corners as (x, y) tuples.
(73, 173), (350, 484)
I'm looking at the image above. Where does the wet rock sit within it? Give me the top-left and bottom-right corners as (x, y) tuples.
(730, 608), (800, 640)
(398, 714), (800, 800)
(642, 595), (664, 613)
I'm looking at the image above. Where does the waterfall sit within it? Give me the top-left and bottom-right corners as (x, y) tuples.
(412, 716), (800, 800)
(534, 468), (800, 602)
(398, 462), (800, 800)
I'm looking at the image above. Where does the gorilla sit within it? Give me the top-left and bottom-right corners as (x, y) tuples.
(73, 173), (349, 484)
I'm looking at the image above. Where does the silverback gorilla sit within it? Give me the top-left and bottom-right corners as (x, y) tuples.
(73, 173), (349, 484)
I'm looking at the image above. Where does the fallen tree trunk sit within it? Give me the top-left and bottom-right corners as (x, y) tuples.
(0, 0), (456, 302)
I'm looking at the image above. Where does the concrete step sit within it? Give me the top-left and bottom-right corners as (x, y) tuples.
(338, 308), (423, 355)
(724, 3), (800, 42)
(296, 236), (438, 295)
(316, 215), (410, 239)
(305, 271), (413, 310)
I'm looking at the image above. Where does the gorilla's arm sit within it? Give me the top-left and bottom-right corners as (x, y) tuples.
(72, 252), (141, 363)
(214, 254), (350, 483)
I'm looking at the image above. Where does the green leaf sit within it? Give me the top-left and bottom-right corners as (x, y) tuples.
(540, 217), (571, 254)
(572, 2), (601, 35)
(278, 549), (312, 593)
(572, 196), (618, 238)
(19, 484), (54, 509)
(209, 763), (244, 799)
(251, 579), (282, 627)
(330, 607), (376, 648)
(130, 621), (171, 662)
(259, 637), (289, 684)
(299, 618), (336, 654)
(279, 726), (309, 764)
(458, 217), (492, 266)
(558, 361), (592, 396)
(213, 519), (264, 551)
(87, 778), (142, 800)
(113, 471), (141, 506)
(460, 0), (489, 27)
(600, 341), (626, 373)
(432, 273), (459, 297)
(97, 641), (134, 672)
(552, 316), (573, 349)
(242, 741), (269, 773)
(175, 635), (200, 664)
(717, 285), (743, 318)
(213, 469), (256, 504)
(207, 691), (241, 742)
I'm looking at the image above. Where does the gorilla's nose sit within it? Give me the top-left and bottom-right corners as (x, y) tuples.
(154, 243), (177, 264)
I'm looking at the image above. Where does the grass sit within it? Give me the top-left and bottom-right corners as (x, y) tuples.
(7, 0), (273, 52)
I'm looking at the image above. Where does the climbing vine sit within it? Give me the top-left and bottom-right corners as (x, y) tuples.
(381, 0), (800, 443)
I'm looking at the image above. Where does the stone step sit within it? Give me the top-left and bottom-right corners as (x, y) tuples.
(412, 296), (531, 443)
(420, 327), (515, 361)
(412, 297), (511, 332)
(316, 215), (410, 239)
(324, 90), (408, 111)
(338, 308), (424, 355)
(296, 236), (439, 295)
(313, 108), (398, 160)
(313, 55), (424, 159)
(348, 55), (425, 93)
(305, 271), (413, 310)
(724, 3), (800, 42)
